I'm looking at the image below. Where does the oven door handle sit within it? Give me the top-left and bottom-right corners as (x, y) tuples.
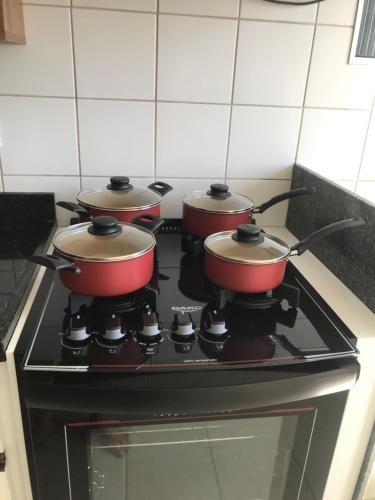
(25, 363), (358, 415)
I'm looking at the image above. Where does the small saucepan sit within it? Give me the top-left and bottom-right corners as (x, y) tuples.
(57, 176), (173, 223)
(204, 218), (365, 294)
(182, 184), (315, 238)
(30, 214), (164, 297)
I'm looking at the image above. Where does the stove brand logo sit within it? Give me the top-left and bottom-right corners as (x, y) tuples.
(171, 306), (202, 312)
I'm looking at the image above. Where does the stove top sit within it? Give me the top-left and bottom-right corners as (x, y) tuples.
(23, 226), (358, 372)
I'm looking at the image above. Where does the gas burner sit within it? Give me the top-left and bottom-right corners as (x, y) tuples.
(213, 282), (300, 311)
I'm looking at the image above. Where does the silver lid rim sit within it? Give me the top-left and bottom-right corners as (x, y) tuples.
(204, 231), (291, 265)
(53, 222), (156, 262)
(77, 188), (161, 211)
(183, 201), (254, 215)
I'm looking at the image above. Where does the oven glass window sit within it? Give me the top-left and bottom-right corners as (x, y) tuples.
(84, 415), (308, 500)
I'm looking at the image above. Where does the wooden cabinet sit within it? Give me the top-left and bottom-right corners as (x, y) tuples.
(0, 0), (25, 44)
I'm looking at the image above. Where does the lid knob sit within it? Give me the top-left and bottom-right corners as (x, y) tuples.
(207, 184), (231, 198)
(88, 216), (122, 236)
(108, 176), (133, 191)
(232, 224), (264, 244)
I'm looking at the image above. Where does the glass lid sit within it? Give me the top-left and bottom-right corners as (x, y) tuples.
(204, 224), (290, 265)
(77, 177), (162, 211)
(53, 216), (155, 262)
(183, 184), (255, 214)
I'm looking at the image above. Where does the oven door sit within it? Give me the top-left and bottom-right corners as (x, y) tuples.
(22, 362), (358, 500)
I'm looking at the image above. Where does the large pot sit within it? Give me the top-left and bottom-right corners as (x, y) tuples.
(30, 215), (164, 297)
(182, 184), (315, 238)
(204, 218), (365, 294)
(57, 176), (173, 223)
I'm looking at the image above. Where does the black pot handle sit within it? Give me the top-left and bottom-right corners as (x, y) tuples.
(30, 254), (79, 273)
(254, 187), (316, 214)
(132, 214), (165, 233)
(148, 182), (173, 197)
(290, 217), (365, 256)
(56, 201), (89, 216)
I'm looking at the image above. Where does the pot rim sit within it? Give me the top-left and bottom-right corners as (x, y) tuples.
(53, 222), (156, 262)
(77, 190), (161, 212)
(204, 230), (291, 265)
(183, 200), (253, 215)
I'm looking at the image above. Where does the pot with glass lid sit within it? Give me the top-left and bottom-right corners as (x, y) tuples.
(30, 215), (163, 297)
(204, 218), (365, 294)
(182, 184), (315, 238)
(57, 176), (173, 223)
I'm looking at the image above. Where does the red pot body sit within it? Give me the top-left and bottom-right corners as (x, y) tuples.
(182, 205), (252, 238)
(78, 204), (161, 223)
(57, 249), (154, 296)
(205, 252), (288, 293)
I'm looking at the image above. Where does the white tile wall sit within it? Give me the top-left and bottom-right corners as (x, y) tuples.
(356, 182), (375, 204)
(227, 106), (302, 180)
(156, 102), (230, 178)
(158, 15), (237, 103)
(0, 6), (74, 96)
(0, 0), (374, 225)
(234, 21), (314, 106)
(0, 96), (78, 175)
(73, 9), (156, 99)
(78, 99), (154, 177)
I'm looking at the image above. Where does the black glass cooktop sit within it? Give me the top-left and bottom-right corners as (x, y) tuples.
(23, 229), (358, 372)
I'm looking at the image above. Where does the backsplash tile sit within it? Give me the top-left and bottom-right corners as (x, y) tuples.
(78, 99), (154, 177)
(159, 0), (239, 17)
(72, 0), (157, 11)
(241, 0), (317, 23)
(234, 21), (314, 106)
(297, 108), (370, 181)
(0, 6), (74, 97)
(305, 26), (375, 110)
(0, 97), (78, 176)
(158, 15), (237, 103)
(156, 103), (230, 178)
(227, 106), (301, 180)
(317, 0), (359, 26)
(356, 182), (375, 204)
(72, 9), (156, 99)
(0, 0), (374, 224)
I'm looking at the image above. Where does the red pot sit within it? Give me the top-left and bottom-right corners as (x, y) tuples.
(204, 218), (365, 294)
(31, 215), (164, 297)
(183, 183), (315, 238)
(57, 176), (173, 223)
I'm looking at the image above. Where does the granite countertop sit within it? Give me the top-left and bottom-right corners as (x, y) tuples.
(0, 193), (56, 360)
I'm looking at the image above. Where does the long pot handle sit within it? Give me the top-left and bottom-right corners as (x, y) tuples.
(148, 182), (173, 197)
(290, 217), (365, 256)
(254, 187), (315, 214)
(56, 201), (89, 216)
(30, 254), (79, 273)
(132, 214), (165, 233)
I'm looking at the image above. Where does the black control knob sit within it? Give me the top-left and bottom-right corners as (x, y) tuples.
(171, 312), (196, 338)
(66, 313), (90, 342)
(203, 309), (228, 336)
(138, 311), (161, 338)
(102, 314), (125, 341)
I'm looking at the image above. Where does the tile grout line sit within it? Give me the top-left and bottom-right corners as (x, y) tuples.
(293, 4), (319, 169)
(0, 93), (369, 112)
(154, 0), (159, 182)
(224, 0), (242, 184)
(354, 93), (375, 191)
(69, 0), (83, 190)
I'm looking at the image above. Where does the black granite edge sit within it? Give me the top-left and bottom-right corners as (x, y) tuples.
(0, 222), (57, 361)
(286, 164), (375, 313)
(0, 192), (56, 227)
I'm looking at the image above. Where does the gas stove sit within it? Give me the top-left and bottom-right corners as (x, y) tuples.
(23, 223), (357, 372)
